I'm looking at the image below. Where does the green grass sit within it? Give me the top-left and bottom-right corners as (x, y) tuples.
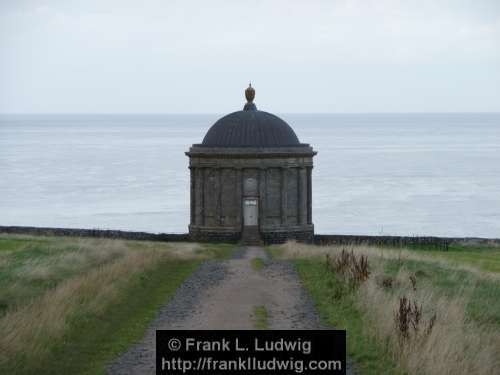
(5, 258), (200, 375)
(294, 259), (402, 375)
(273, 242), (500, 374)
(384, 258), (500, 327)
(253, 305), (269, 330)
(0, 236), (50, 252)
(0, 234), (236, 375)
(0, 240), (108, 316)
(267, 245), (284, 259)
(427, 249), (500, 273)
(0, 237), (234, 317)
(379, 241), (500, 326)
(394, 241), (500, 274)
(366, 240), (500, 274)
(197, 243), (236, 260)
(251, 257), (265, 271)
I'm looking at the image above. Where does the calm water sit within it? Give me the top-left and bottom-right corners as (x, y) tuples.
(1, 113), (499, 237)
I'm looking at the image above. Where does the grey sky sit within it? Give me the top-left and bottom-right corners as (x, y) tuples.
(1, 0), (499, 113)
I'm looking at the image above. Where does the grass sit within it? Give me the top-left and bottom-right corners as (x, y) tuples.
(425, 247), (500, 274)
(251, 257), (265, 271)
(253, 305), (269, 330)
(384, 258), (500, 327)
(0, 236), (51, 252)
(0, 235), (234, 317)
(196, 242), (236, 260)
(0, 236), (129, 315)
(383, 241), (500, 274)
(273, 241), (500, 375)
(0, 234), (234, 375)
(295, 259), (401, 375)
(9, 259), (199, 375)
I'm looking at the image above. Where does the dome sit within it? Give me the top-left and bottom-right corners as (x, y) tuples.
(200, 84), (304, 148)
(201, 110), (302, 147)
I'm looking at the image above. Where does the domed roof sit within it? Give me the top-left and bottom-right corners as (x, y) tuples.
(201, 85), (304, 148)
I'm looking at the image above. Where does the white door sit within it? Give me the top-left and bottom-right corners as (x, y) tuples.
(243, 198), (258, 226)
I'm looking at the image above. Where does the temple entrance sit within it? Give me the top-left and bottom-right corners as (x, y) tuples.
(241, 178), (262, 245)
(242, 197), (261, 245)
(243, 198), (258, 226)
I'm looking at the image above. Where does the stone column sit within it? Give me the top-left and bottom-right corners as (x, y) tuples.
(216, 168), (222, 225)
(235, 168), (242, 228)
(190, 167), (195, 225)
(258, 168), (266, 228)
(280, 167), (288, 225)
(201, 168), (206, 226)
(195, 167), (204, 226)
(307, 167), (312, 224)
(298, 167), (308, 225)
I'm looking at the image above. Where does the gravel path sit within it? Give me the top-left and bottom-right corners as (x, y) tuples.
(107, 246), (355, 374)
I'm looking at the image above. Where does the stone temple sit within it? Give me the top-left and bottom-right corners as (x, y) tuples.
(186, 85), (316, 244)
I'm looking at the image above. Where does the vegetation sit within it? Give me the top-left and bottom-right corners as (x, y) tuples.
(251, 257), (266, 271)
(272, 241), (500, 375)
(415, 243), (500, 274)
(252, 305), (269, 330)
(0, 234), (234, 375)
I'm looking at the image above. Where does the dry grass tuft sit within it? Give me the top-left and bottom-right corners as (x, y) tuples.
(394, 295), (435, 341)
(326, 249), (370, 288)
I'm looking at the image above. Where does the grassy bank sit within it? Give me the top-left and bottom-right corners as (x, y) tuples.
(0, 234), (234, 375)
(272, 242), (500, 375)
(410, 242), (500, 274)
(295, 259), (401, 375)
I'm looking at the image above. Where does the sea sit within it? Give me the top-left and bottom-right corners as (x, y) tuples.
(1, 113), (499, 238)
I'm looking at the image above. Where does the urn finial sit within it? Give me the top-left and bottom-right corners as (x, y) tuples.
(243, 83), (257, 111)
(245, 83), (255, 102)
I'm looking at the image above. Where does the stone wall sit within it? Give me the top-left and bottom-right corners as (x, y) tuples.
(0, 226), (189, 242)
(2, 226), (498, 248)
(262, 230), (314, 244)
(186, 146), (316, 240)
(313, 234), (500, 250)
(187, 226), (241, 243)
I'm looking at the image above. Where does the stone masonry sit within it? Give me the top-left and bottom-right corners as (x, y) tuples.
(186, 147), (316, 243)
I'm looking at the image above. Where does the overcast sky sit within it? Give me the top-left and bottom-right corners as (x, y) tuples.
(1, 0), (499, 113)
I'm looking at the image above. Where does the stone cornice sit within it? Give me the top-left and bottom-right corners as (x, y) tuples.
(189, 158), (314, 168)
(185, 145), (317, 158)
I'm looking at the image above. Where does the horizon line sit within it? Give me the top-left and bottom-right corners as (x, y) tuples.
(1, 111), (500, 116)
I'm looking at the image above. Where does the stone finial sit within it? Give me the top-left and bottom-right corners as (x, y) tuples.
(243, 83), (257, 111)
(245, 83), (255, 102)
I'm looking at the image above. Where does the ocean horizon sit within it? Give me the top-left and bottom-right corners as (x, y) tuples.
(1, 112), (499, 237)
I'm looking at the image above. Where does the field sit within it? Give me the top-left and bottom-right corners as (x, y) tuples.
(2, 233), (499, 375)
(270, 241), (500, 375)
(0, 234), (234, 375)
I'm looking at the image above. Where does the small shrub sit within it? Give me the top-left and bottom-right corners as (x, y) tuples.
(375, 275), (395, 289)
(414, 269), (428, 278)
(425, 313), (437, 336)
(409, 274), (417, 291)
(394, 296), (436, 343)
(334, 249), (351, 274)
(326, 249), (370, 289)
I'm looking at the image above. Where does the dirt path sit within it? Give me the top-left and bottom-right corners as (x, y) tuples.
(108, 246), (354, 374)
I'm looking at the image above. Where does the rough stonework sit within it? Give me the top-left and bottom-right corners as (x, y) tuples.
(186, 85), (317, 244)
(0, 226), (189, 242)
(2, 226), (499, 249)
